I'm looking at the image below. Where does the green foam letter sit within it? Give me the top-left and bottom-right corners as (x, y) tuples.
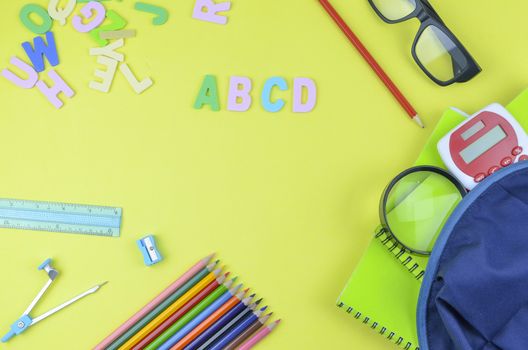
(194, 75), (220, 111)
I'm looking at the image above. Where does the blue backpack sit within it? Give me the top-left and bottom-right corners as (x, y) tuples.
(418, 161), (528, 350)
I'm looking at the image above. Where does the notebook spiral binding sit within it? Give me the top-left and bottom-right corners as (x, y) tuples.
(374, 227), (425, 281)
(337, 301), (419, 350)
(335, 227), (426, 349)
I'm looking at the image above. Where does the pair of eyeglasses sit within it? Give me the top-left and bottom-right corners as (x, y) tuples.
(379, 166), (467, 255)
(369, 0), (481, 86)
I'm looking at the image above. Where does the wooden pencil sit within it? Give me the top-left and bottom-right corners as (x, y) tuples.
(117, 269), (226, 350)
(169, 289), (247, 350)
(222, 312), (268, 350)
(94, 254), (214, 350)
(130, 275), (229, 350)
(237, 319), (281, 350)
(183, 295), (257, 350)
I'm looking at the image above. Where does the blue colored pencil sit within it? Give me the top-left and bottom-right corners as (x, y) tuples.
(195, 303), (266, 350)
(157, 284), (243, 350)
(207, 311), (272, 350)
(184, 295), (256, 350)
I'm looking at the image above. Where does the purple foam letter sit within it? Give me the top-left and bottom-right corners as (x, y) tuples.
(192, 0), (231, 25)
(1, 56), (38, 89)
(227, 76), (252, 112)
(72, 1), (106, 33)
(36, 70), (75, 109)
(293, 77), (317, 113)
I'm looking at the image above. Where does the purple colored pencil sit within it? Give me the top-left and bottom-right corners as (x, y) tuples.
(185, 297), (260, 350)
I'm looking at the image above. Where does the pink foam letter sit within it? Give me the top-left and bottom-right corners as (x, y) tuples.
(192, 0), (231, 25)
(72, 1), (106, 33)
(227, 76), (252, 112)
(1, 56), (38, 89)
(293, 77), (317, 113)
(36, 70), (75, 109)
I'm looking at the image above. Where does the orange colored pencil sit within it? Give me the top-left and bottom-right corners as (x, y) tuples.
(169, 290), (247, 350)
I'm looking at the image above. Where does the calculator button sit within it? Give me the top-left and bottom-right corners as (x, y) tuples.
(501, 157), (513, 167)
(512, 146), (523, 156)
(474, 173), (486, 183)
(520, 155), (528, 161)
(488, 166), (500, 175)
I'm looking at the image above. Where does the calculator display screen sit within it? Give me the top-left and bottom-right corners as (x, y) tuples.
(460, 125), (507, 164)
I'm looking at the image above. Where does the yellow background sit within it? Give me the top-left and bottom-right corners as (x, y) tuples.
(0, 0), (526, 349)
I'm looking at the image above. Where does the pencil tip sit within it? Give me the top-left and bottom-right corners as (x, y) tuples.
(413, 115), (425, 128)
(260, 306), (268, 311)
(204, 253), (215, 263)
(244, 288), (250, 293)
(255, 298), (263, 304)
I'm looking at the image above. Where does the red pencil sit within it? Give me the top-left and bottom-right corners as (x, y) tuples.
(319, 0), (424, 128)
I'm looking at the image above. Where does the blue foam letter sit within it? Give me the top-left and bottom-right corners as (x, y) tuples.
(22, 32), (59, 73)
(261, 77), (288, 112)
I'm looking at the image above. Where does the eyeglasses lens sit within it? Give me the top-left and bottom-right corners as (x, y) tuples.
(415, 25), (468, 83)
(371, 0), (417, 21)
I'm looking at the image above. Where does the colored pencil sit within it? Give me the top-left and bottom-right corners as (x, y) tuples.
(222, 313), (267, 350)
(237, 320), (281, 350)
(145, 279), (237, 350)
(196, 304), (267, 350)
(94, 254), (214, 350)
(118, 270), (226, 350)
(169, 289), (248, 350)
(207, 312), (272, 350)
(160, 287), (245, 350)
(108, 263), (221, 350)
(318, 0), (424, 128)
(183, 295), (257, 350)
(130, 280), (226, 350)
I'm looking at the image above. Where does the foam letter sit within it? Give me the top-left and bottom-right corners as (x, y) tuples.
(134, 2), (169, 25)
(89, 56), (118, 93)
(36, 70), (75, 109)
(1, 57), (39, 89)
(227, 76), (252, 112)
(48, 0), (77, 25)
(261, 77), (288, 113)
(89, 39), (124, 61)
(293, 78), (316, 113)
(194, 75), (220, 111)
(72, 1), (106, 33)
(119, 63), (153, 94)
(100, 29), (136, 40)
(20, 4), (53, 34)
(22, 31), (60, 73)
(192, 0), (231, 25)
(90, 10), (128, 46)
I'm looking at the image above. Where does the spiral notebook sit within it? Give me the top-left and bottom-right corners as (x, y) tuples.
(337, 89), (528, 350)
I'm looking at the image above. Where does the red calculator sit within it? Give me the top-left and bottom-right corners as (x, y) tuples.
(438, 104), (528, 190)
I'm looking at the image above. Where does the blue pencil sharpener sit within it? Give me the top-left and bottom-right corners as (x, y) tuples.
(137, 235), (163, 266)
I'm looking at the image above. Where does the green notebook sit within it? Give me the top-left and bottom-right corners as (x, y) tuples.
(337, 88), (528, 350)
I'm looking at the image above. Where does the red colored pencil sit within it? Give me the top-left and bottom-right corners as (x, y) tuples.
(319, 0), (424, 128)
(130, 275), (227, 350)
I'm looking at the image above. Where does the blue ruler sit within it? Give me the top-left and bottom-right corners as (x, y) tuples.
(0, 199), (122, 237)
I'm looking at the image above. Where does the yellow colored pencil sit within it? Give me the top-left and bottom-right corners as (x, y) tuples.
(118, 268), (224, 350)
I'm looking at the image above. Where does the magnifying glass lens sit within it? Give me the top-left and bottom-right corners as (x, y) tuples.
(384, 170), (464, 254)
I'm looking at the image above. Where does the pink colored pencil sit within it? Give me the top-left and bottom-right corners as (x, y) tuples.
(93, 254), (214, 350)
(237, 319), (281, 350)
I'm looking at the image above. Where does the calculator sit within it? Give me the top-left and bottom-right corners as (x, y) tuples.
(438, 103), (528, 190)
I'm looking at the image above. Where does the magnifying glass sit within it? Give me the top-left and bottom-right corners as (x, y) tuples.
(379, 166), (467, 255)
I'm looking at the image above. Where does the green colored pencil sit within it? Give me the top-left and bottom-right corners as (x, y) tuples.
(144, 278), (236, 350)
(107, 261), (219, 350)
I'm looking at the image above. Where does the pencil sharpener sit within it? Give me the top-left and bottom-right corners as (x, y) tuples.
(137, 235), (163, 266)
